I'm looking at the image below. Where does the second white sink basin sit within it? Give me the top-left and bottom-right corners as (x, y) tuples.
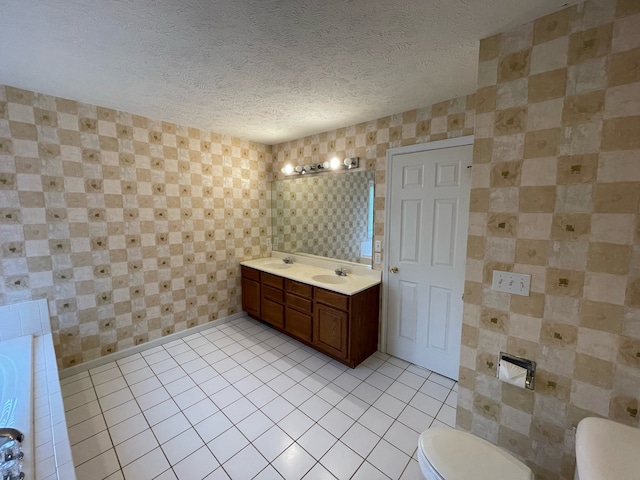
(312, 274), (348, 285)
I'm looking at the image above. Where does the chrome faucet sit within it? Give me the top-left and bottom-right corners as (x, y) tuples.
(335, 267), (348, 276)
(283, 257), (294, 264)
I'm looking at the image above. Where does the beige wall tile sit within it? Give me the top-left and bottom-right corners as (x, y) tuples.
(520, 157), (557, 186)
(612, 12), (640, 52)
(530, 36), (569, 75)
(534, 8), (572, 45)
(519, 185), (556, 212)
(524, 128), (560, 158)
(593, 182), (640, 212)
(608, 47), (640, 86)
(545, 267), (585, 297)
(529, 69), (568, 103)
(588, 242), (632, 274)
(581, 299), (624, 333)
(498, 50), (531, 84)
(557, 153), (598, 184)
(562, 90), (605, 125)
(568, 23), (613, 66)
(515, 238), (550, 265)
(584, 271), (628, 305)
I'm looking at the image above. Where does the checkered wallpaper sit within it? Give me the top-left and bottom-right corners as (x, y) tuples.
(457, 1), (640, 478)
(272, 170), (374, 262)
(0, 85), (272, 368)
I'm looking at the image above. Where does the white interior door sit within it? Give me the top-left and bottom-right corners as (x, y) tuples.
(385, 140), (472, 380)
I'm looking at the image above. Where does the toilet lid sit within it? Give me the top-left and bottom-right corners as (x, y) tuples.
(419, 428), (534, 480)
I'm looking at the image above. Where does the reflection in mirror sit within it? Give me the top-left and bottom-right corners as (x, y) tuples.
(271, 170), (375, 264)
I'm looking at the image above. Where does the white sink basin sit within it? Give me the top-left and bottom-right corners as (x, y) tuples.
(312, 274), (348, 285)
(263, 263), (293, 270)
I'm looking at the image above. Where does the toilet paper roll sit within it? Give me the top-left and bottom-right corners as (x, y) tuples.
(498, 360), (527, 388)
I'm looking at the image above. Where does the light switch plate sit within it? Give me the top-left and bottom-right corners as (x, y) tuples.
(492, 270), (531, 296)
(374, 253), (381, 264)
(374, 240), (382, 252)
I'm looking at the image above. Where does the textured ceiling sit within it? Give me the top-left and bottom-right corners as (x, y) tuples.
(0, 0), (573, 144)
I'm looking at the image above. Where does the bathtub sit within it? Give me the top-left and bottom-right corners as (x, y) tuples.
(0, 334), (34, 479)
(0, 299), (74, 480)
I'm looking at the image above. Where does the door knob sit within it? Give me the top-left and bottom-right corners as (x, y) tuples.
(389, 267), (399, 273)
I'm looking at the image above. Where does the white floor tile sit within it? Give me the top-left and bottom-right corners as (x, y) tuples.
(335, 394), (368, 420)
(173, 445), (219, 480)
(318, 408), (355, 438)
(272, 443), (316, 480)
(297, 424), (337, 460)
(143, 398), (180, 426)
(351, 461), (390, 480)
(419, 380), (451, 402)
(207, 426), (249, 464)
(367, 439), (410, 479)
(222, 444), (268, 480)
(129, 376), (162, 398)
(65, 400), (102, 427)
(382, 422), (419, 456)
(183, 398), (218, 425)
(281, 383), (313, 406)
(152, 412), (190, 444)
(261, 396), (295, 423)
(173, 385), (206, 410)
(299, 395), (333, 421)
(428, 372), (456, 388)
(222, 396), (257, 423)
(372, 392), (407, 419)
(74, 448), (120, 480)
(68, 414), (107, 445)
(302, 463), (337, 480)
(66, 318), (457, 480)
(252, 425), (294, 462)
(235, 410), (274, 441)
(358, 407), (394, 436)
(71, 430), (113, 466)
(408, 391), (443, 417)
(195, 411), (233, 443)
(103, 399), (142, 428)
(435, 404), (456, 427)
(121, 447), (170, 480)
(211, 385), (243, 409)
(160, 427), (204, 466)
(278, 409), (314, 440)
(95, 376), (128, 398)
(109, 413), (149, 445)
(341, 422), (381, 458)
(320, 441), (362, 480)
(115, 428), (158, 466)
(397, 405), (434, 434)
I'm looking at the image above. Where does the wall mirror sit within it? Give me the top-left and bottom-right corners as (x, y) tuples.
(271, 170), (375, 264)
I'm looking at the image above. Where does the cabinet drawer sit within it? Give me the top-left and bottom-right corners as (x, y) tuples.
(285, 279), (312, 298)
(315, 288), (349, 311)
(262, 284), (284, 303)
(285, 307), (312, 343)
(286, 293), (312, 314)
(262, 272), (284, 289)
(262, 298), (284, 328)
(241, 265), (260, 282)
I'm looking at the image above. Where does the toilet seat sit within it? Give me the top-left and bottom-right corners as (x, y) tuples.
(418, 428), (534, 480)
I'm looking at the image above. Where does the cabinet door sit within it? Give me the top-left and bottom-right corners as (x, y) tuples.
(285, 307), (312, 343)
(261, 297), (284, 328)
(241, 277), (260, 318)
(313, 304), (349, 359)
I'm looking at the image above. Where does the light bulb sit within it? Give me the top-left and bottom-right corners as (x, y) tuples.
(294, 165), (303, 173)
(281, 164), (294, 175)
(330, 157), (340, 169)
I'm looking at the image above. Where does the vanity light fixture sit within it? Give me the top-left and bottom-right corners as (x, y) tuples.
(280, 157), (359, 176)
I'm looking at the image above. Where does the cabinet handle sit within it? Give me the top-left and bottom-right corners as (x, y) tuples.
(389, 267), (399, 274)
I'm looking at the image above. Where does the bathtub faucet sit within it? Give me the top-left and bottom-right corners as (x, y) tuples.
(0, 428), (23, 444)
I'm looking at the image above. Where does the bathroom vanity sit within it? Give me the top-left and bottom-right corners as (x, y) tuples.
(240, 255), (381, 368)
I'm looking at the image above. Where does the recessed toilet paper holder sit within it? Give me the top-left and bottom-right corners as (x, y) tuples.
(498, 352), (536, 390)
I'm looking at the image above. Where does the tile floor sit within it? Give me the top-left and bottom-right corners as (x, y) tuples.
(62, 316), (457, 480)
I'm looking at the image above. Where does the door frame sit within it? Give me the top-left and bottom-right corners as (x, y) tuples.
(380, 135), (475, 354)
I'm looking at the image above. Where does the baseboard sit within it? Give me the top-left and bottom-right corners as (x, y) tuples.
(59, 311), (247, 379)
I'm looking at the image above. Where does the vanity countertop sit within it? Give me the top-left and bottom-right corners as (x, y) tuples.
(241, 253), (381, 296)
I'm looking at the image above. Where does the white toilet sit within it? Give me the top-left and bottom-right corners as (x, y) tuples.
(418, 427), (534, 480)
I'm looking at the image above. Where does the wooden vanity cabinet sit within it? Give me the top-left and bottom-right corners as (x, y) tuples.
(240, 266), (260, 318)
(284, 279), (313, 343)
(240, 266), (380, 368)
(314, 285), (380, 367)
(260, 272), (284, 328)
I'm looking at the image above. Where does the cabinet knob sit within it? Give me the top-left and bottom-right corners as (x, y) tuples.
(389, 267), (399, 274)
